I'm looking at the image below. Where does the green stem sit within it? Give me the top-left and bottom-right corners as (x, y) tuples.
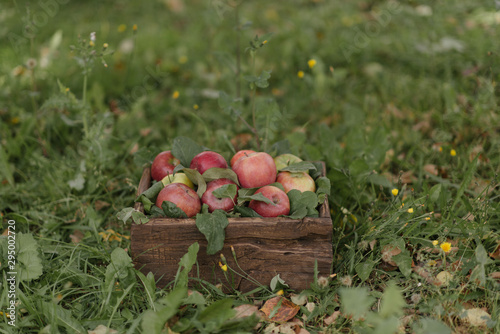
(82, 73), (89, 138)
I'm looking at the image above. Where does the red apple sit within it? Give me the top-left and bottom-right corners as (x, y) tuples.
(201, 178), (239, 212)
(277, 171), (316, 193)
(190, 151), (228, 175)
(151, 151), (180, 181)
(232, 152), (277, 188)
(155, 183), (201, 218)
(230, 149), (256, 167)
(248, 185), (290, 217)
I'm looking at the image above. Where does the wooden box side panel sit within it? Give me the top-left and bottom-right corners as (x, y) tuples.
(131, 217), (332, 291)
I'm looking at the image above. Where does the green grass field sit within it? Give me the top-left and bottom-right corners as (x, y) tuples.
(1, 0), (499, 333)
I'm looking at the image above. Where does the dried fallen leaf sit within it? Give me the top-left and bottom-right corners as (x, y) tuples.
(423, 164), (439, 176)
(88, 325), (118, 334)
(462, 308), (491, 327)
(323, 310), (341, 326)
(489, 272), (500, 281)
(233, 304), (262, 320)
(436, 271), (453, 286)
(69, 230), (85, 244)
(260, 297), (300, 323)
(381, 244), (402, 266)
(489, 243), (500, 260)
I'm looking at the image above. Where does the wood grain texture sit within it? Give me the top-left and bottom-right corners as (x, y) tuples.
(131, 162), (333, 292)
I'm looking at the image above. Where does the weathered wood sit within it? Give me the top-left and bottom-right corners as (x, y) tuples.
(131, 162), (333, 292)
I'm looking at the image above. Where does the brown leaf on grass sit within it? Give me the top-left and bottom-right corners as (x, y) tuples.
(461, 308), (491, 327)
(323, 310), (341, 326)
(233, 304), (263, 320)
(381, 244), (402, 266)
(489, 243), (500, 260)
(260, 297), (300, 323)
(413, 266), (442, 286)
(489, 272), (500, 281)
(94, 200), (110, 211)
(423, 164), (439, 176)
(70, 230), (85, 244)
(129, 143), (139, 155)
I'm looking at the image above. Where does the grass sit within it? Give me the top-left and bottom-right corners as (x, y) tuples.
(1, 0), (499, 333)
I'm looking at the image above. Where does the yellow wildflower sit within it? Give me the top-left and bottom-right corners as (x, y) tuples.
(89, 40), (95, 47)
(432, 240), (439, 246)
(103, 43), (109, 49)
(407, 208), (414, 213)
(297, 70), (304, 78)
(172, 90), (180, 99)
(10, 117), (20, 125)
(308, 59), (317, 69)
(276, 289), (284, 296)
(118, 24), (127, 33)
(425, 217), (431, 221)
(391, 188), (399, 196)
(218, 262), (228, 272)
(98, 229), (130, 242)
(262, 40), (268, 45)
(133, 24), (138, 31)
(193, 104), (199, 110)
(450, 149), (457, 157)
(440, 242), (452, 253)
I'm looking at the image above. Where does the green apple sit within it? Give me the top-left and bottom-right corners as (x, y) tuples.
(273, 153), (303, 171)
(161, 172), (194, 189)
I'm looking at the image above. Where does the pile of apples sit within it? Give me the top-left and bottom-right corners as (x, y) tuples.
(150, 149), (317, 218)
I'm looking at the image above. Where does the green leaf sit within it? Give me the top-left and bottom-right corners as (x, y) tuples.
(142, 287), (188, 333)
(137, 181), (164, 202)
(176, 242), (200, 288)
(233, 206), (262, 217)
(212, 184), (238, 199)
(255, 70), (272, 88)
(12, 233), (43, 282)
(196, 210), (229, 255)
(315, 176), (331, 196)
(197, 298), (235, 324)
(172, 136), (205, 167)
(104, 248), (135, 290)
(117, 207), (150, 224)
(270, 274), (289, 291)
(392, 252), (412, 277)
(161, 201), (188, 218)
(379, 281), (405, 318)
(203, 168), (240, 185)
(475, 243), (493, 266)
(39, 301), (86, 334)
(339, 287), (375, 320)
(178, 167), (207, 197)
(287, 190), (319, 219)
(136, 271), (157, 309)
(355, 260), (375, 282)
(412, 318), (451, 334)
(133, 145), (158, 167)
(429, 183), (442, 203)
(238, 192), (275, 205)
(267, 139), (291, 156)
(280, 161), (317, 173)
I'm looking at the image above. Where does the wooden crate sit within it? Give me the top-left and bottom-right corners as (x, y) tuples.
(131, 164), (333, 292)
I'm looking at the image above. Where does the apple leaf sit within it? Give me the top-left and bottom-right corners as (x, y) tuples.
(233, 206), (262, 217)
(315, 176), (331, 197)
(212, 184), (238, 200)
(287, 190), (319, 219)
(202, 168), (240, 185)
(238, 192), (276, 206)
(195, 210), (229, 255)
(279, 161), (317, 173)
(135, 181), (164, 212)
(161, 201), (188, 218)
(178, 167), (207, 197)
(172, 136), (205, 167)
(116, 207), (149, 224)
(267, 139), (291, 157)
